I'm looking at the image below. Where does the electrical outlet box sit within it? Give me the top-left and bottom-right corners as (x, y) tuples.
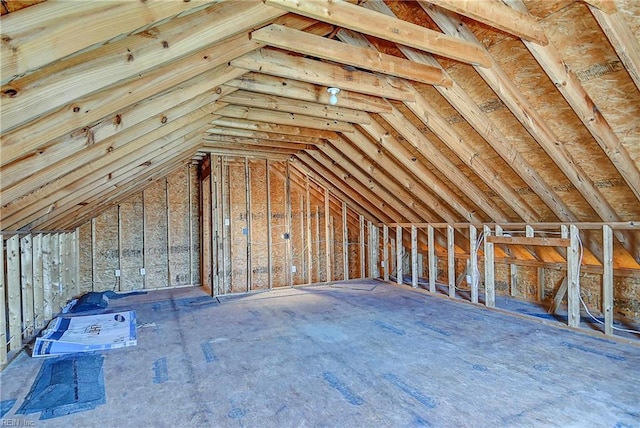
(466, 275), (472, 284)
(115, 269), (121, 277)
(381, 261), (385, 267)
(291, 265), (297, 273)
(140, 268), (146, 276)
(224, 218), (230, 226)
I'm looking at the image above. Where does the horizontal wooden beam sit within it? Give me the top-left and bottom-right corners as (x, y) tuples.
(231, 48), (416, 101)
(202, 136), (317, 151)
(265, 0), (492, 67)
(487, 236), (571, 247)
(215, 104), (354, 132)
(210, 117), (338, 139)
(421, 0), (548, 45)
(225, 72), (392, 113)
(220, 88), (371, 124)
(582, 0), (618, 14)
(251, 24), (452, 86)
(206, 126), (325, 144)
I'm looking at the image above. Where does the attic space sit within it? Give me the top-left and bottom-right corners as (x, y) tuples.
(1, 0), (640, 425)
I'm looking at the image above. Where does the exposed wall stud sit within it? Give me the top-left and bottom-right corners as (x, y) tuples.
(428, 225), (436, 293)
(447, 225), (455, 298)
(396, 226), (403, 285)
(602, 224), (614, 335)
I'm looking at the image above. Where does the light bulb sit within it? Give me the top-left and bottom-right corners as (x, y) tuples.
(327, 87), (340, 105)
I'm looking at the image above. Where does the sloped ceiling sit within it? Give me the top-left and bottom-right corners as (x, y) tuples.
(1, 0), (639, 269)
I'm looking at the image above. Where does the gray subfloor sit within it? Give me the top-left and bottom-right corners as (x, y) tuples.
(1, 281), (639, 427)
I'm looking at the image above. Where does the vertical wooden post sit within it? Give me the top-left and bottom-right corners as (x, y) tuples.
(469, 225), (478, 303)
(118, 203), (124, 290)
(510, 264), (518, 298)
(306, 176), (313, 284)
(359, 215), (365, 278)
(315, 206), (321, 279)
(411, 225), (418, 288)
(73, 229), (80, 296)
(342, 202), (349, 281)
(20, 234), (34, 340)
(52, 233), (61, 313)
(141, 192), (147, 290)
(602, 224), (614, 336)
(0, 235), (6, 364)
(371, 223), (379, 278)
(7, 235), (21, 350)
(537, 267), (545, 302)
(188, 164), (194, 286)
(325, 188), (332, 282)
(33, 234), (44, 330)
(300, 195), (306, 282)
(210, 155), (217, 295)
(42, 234), (52, 321)
(266, 160), (273, 290)
(428, 225), (436, 293)
(285, 161), (293, 287)
(567, 224), (581, 328)
(396, 226), (403, 285)
(221, 157), (229, 294)
(483, 225), (495, 308)
(383, 225), (389, 282)
(165, 178), (172, 288)
(245, 158), (252, 292)
(447, 225), (455, 298)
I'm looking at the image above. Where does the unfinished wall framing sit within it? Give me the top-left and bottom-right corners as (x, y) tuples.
(199, 154), (375, 296)
(381, 221), (640, 337)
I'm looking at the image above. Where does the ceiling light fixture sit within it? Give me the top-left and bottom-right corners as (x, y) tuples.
(327, 87), (340, 105)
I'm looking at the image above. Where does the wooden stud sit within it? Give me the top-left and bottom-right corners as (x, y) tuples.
(549, 277), (568, 315)
(325, 188), (332, 282)
(360, 215), (366, 279)
(32, 234), (44, 330)
(567, 225), (582, 328)
(510, 264), (518, 298)
(266, 160), (273, 290)
(537, 267), (546, 303)
(285, 161), (293, 287)
(396, 226), (403, 285)
(342, 202), (349, 281)
(483, 226), (495, 308)
(0, 235), (6, 364)
(42, 234), (52, 322)
(469, 225), (478, 304)
(383, 225), (390, 282)
(7, 235), (22, 350)
(306, 176), (313, 284)
(602, 225), (614, 335)
(315, 206), (321, 280)
(188, 165), (194, 286)
(300, 195), (306, 283)
(447, 225), (455, 298)
(411, 225), (418, 288)
(428, 225), (436, 293)
(20, 235), (35, 340)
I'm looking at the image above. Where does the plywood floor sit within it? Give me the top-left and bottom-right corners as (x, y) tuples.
(1, 281), (639, 427)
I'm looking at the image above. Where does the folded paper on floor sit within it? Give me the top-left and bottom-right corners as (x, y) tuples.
(32, 311), (137, 357)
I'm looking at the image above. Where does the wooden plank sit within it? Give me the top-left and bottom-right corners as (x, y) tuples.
(32, 234), (44, 330)
(231, 48), (416, 101)
(425, 0), (548, 44)
(510, 264), (518, 298)
(0, 0), (220, 82)
(325, 188), (332, 282)
(42, 234), (53, 322)
(602, 225), (614, 335)
(360, 215), (366, 279)
(6, 235), (22, 350)
(396, 226), (403, 285)
(20, 235), (34, 340)
(216, 104), (355, 133)
(411, 225), (418, 288)
(265, 0), (491, 67)
(285, 162), (293, 287)
(549, 277), (568, 315)
(428, 225), (436, 293)
(483, 225), (495, 308)
(251, 24), (452, 86)
(567, 225), (582, 328)
(447, 225), (455, 298)
(0, 235), (6, 364)
(486, 236), (571, 247)
(225, 72), (393, 113)
(221, 88), (371, 124)
(266, 160), (273, 290)
(469, 225), (478, 303)
(306, 176), (313, 284)
(342, 202), (349, 281)
(538, 267), (546, 302)
(383, 225), (390, 282)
